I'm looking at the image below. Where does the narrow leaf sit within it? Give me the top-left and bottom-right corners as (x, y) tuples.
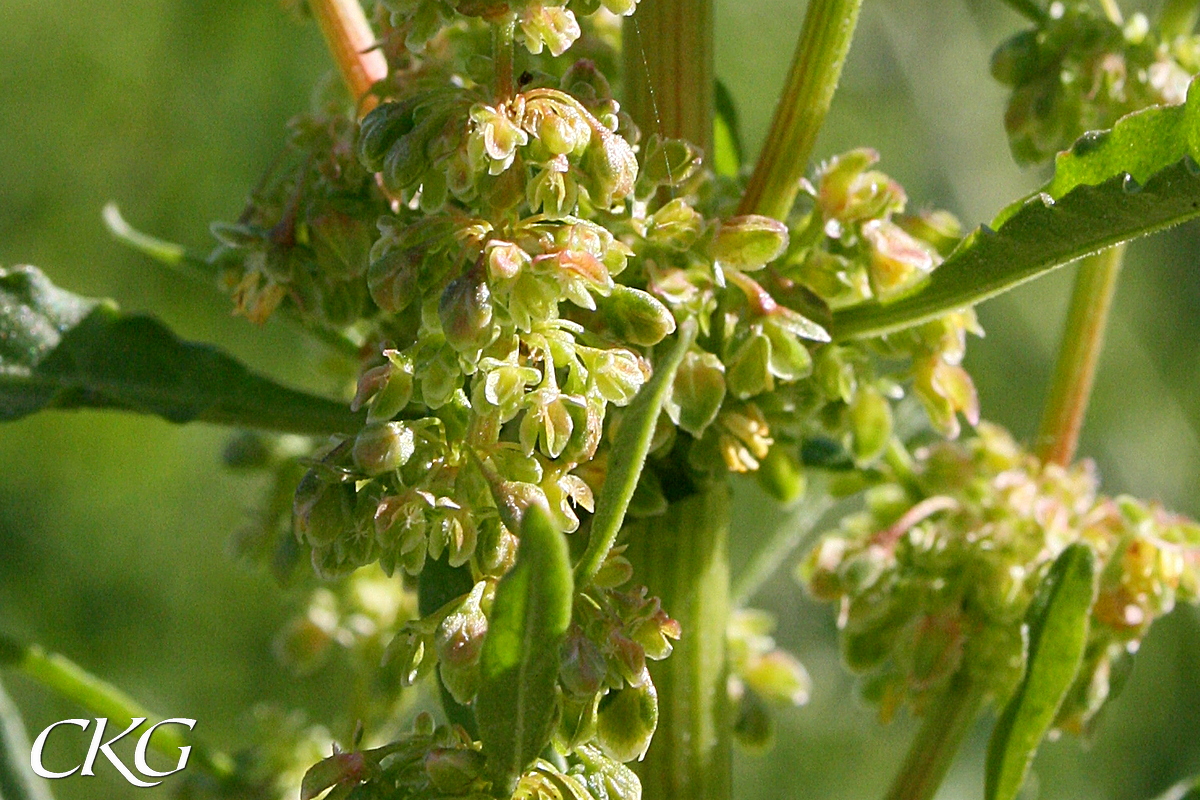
(1, 265), (363, 435)
(0, 678), (55, 800)
(1154, 775), (1200, 800)
(985, 543), (1099, 800)
(477, 505), (574, 797)
(573, 318), (698, 585)
(833, 78), (1200, 340)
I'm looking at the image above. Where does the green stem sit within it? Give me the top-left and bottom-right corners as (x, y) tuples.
(0, 679), (54, 800)
(309, 0), (389, 110)
(738, 0), (864, 220)
(882, 673), (986, 800)
(104, 203), (362, 361)
(1035, 244), (1124, 466)
(1160, 0), (1200, 38)
(731, 491), (834, 607)
(622, 0), (714, 158)
(1098, 0), (1123, 24)
(0, 635), (236, 785)
(625, 486), (732, 800)
(494, 16), (517, 101)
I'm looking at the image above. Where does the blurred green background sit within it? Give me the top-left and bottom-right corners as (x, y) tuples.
(1, 0), (1198, 798)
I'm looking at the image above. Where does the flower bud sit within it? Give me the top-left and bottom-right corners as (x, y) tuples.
(368, 246), (422, 314)
(647, 198), (704, 250)
(756, 446), (806, 505)
(726, 333), (773, 400)
(596, 285), (677, 346)
(357, 97), (420, 172)
(561, 626), (608, 697)
(597, 681), (659, 763)
(666, 350), (726, 437)
(585, 130), (639, 207)
(849, 384), (893, 465)
(862, 219), (935, 301)
(294, 470), (354, 547)
(638, 137), (701, 195)
(424, 748), (486, 794)
(742, 650), (811, 706)
(436, 586), (488, 704)
(439, 268), (495, 353)
(575, 744), (643, 800)
(353, 422), (415, 475)
(732, 689), (774, 752)
(708, 215), (789, 271)
(520, 6), (582, 56)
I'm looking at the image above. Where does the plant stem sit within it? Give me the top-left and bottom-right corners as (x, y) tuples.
(731, 491), (834, 607)
(0, 634), (236, 785)
(737, 0), (864, 220)
(0, 679), (54, 800)
(1098, 0), (1123, 24)
(494, 16), (517, 100)
(882, 672), (986, 800)
(622, 0), (714, 157)
(308, 0), (389, 110)
(1035, 244), (1125, 466)
(625, 486), (732, 800)
(1160, 0), (1200, 38)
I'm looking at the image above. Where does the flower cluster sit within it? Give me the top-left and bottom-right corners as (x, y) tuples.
(299, 713), (641, 800)
(799, 422), (1200, 731)
(217, 0), (999, 790)
(992, 2), (1200, 164)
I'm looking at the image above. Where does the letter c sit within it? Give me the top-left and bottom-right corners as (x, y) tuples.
(30, 719), (90, 779)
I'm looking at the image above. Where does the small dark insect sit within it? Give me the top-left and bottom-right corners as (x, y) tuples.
(518, 70), (534, 87)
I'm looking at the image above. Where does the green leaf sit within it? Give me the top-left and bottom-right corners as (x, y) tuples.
(713, 79), (744, 178)
(985, 543), (1098, 800)
(832, 79), (1200, 340)
(1, 265), (363, 435)
(0, 678), (55, 800)
(476, 505), (574, 797)
(573, 318), (698, 585)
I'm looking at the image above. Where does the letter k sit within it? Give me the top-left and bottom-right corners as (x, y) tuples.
(80, 718), (161, 788)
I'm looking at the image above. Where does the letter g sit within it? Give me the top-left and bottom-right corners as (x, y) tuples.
(30, 719), (90, 779)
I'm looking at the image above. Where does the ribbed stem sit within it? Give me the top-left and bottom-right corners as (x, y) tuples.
(882, 673), (986, 800)
(309, 0), (389, 110)
(625, 485), (732, 800)
(1035, 244), (1125, 466)
(494, 16), (517, 101)
(622, 0), (714, 157)
(738, 0), (864, 220)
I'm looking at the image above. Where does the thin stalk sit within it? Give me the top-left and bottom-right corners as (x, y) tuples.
(104, 204), (363, 361)
(738, 0), (864, 221)
(1161, 0), (1200, 38)
(999, 0), (1049, 23)
(0, 634), (236, 785)
(0, 679), (54, 800)
(731, 491), (834, 607)
(622, 0), (714, 157)
(625, 486), (732, 800)
(309, 0), (389, 110)
(882, 673), (986, 800)
(1035, 244), (1125, 466)
(494, 16), (517, 101)
(1098, 0), (1123, 24)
